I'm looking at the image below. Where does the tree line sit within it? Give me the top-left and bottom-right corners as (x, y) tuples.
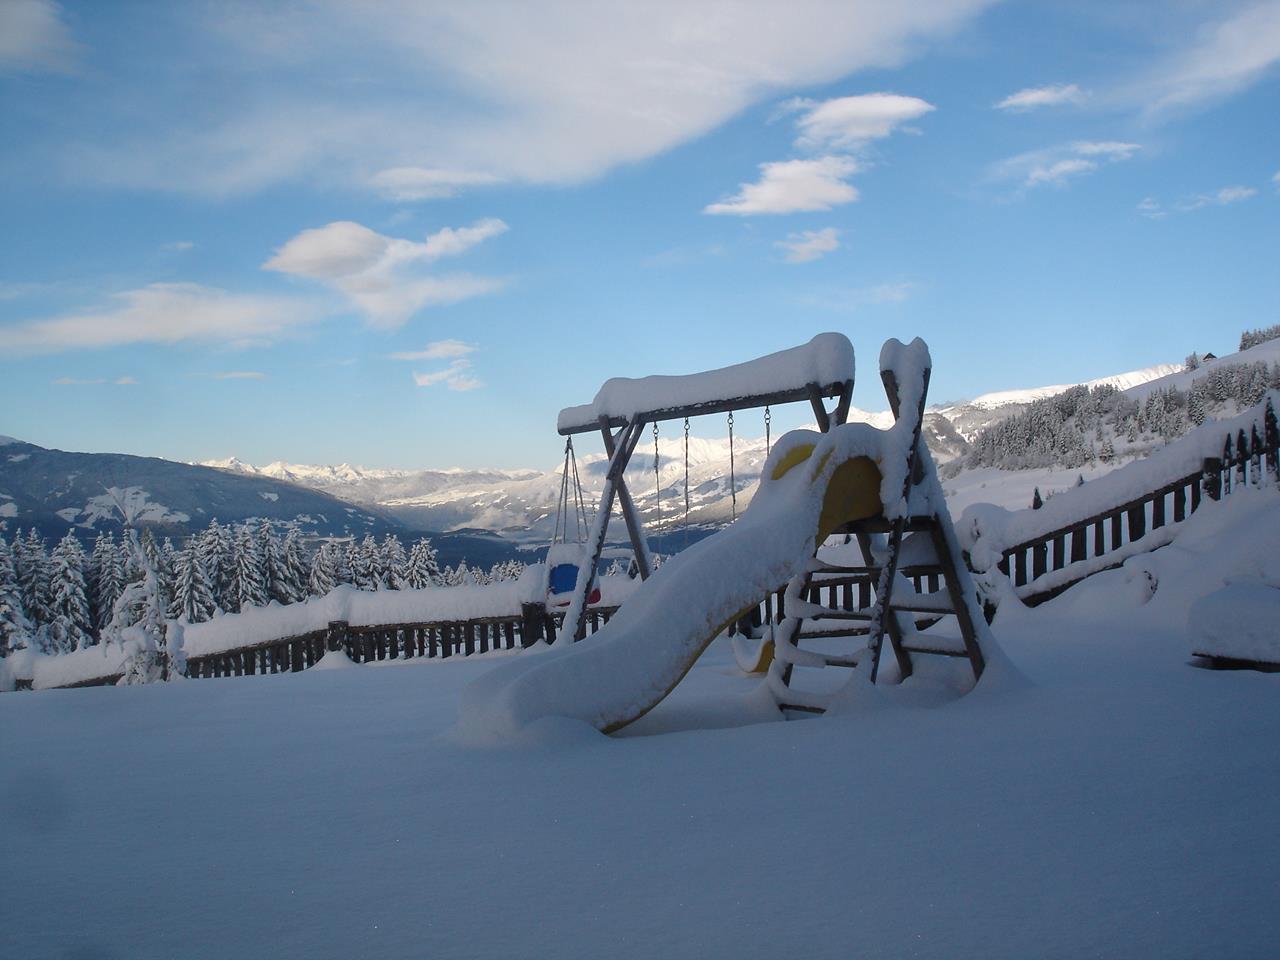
(0, 520), (527, 658)
(962, 358), (1280, 471)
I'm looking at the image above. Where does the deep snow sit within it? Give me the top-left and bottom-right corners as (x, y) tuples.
(3, 484), (1279, 960)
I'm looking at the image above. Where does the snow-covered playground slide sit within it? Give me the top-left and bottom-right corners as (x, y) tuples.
(459, 423), (906, 739)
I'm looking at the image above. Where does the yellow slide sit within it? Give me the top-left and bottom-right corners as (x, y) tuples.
(457, 426), (888, 738)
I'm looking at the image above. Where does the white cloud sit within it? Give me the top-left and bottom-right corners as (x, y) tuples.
(1140, 184), (1259, 218)
(162, 240), (196, 253)
(1274, 169), (1280, 188)
(369, 167), (504, 201)
(1132, 2), (1280, 114)
(264, 218), (507, 327)
(412, 358), (481, 391)
(51, 375), (139, 386)
(39, 1), (997, 195)
(991, 141), (1140, 190)
(705, 157), (860, 215)
(791, 93), (935, 151)
(995, 83), (1085, 111)
(775, 228), (841, 263)
(1, 283), (325, 354)
(389, 339), (477, 361)
(0, 0), (76, 73)
(213, 371), (267, 380)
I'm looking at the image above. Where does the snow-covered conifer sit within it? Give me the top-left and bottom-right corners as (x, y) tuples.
(168, 548), (216, 623)
(257, 519), (290, 605)
(46, 531), (93, 652)
(353, 534), (382, 590)
(197, 520), (234, 611)
(112, 530), (182, 683)
(0, 535), (34, 655)
(308, 543), (337, 597)
(14, 529), (52, 630)
(405, 538), (441, 589)
(278, 525), (308, 603)
(381, 534), (408, 590)
(228, 523), (267, 612)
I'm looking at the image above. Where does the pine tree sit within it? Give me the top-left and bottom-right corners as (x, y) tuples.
(258, 519), (290, 605)
(278, 525), (309, 604)
(197, 520), (234, 612)
(46, 532), (93, 653)
(91, 533), (125, 632)
(1184, 352), (1200, 372)
(335, 541), (355, 586)
(308, 543), (337, 597)
(228, 523), (267, 612)
(381, 534), (408, 590)
(14, 529), (52, 632)
(1099, 438), (1115, 463)
(405, 538), (441, 589)
(112, 530), (183, 683)
(0, 534), (34, 655)
(353, 534), (382, 590)
(168, 548), (216, 623)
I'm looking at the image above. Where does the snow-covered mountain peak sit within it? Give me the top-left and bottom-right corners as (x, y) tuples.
(953, 363), (1182, 412)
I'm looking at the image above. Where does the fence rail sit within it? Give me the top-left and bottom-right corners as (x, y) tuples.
(993, 409), (1278, 606)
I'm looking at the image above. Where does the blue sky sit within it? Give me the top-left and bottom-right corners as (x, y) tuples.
(1, 0), (1277, 470)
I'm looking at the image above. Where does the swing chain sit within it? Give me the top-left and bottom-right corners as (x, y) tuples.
(652, 421), (662, 533)
(728, 411), (737, 520)
(764, 405), (771, 451)
(683, 417), (690, 523)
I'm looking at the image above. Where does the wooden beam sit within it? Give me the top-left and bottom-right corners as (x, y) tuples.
(558, 381), (850, 436)
(806, 382), (831, 433)
(600, 419), (653, 580)
(564, 419), (645, 643)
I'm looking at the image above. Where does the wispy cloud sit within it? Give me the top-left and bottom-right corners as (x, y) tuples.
(995, 83), (1086, 112)
(35, 3), (996, 196)
(0, 0), (77, 74)
(369, 167), (504, 202)
(412, 358), (481, 391)
(51, 375), (139, 386)
(775, 228), (841, 263)
(800, 281), (914, 311)
(1139, 184), (1260, 218)
(706, 91), (934, 216)
(263, 218), (507, 328)
(162, 240), (196, 253)
(213, 370), (266, 380)
(990, 141), (1140, 190)
(1, 283), (326, 354)
(705, 157), (859, 215)
(788, 93), (935, 151)
(389, 339), (477, 361)
(1130, 2), (1280, 115)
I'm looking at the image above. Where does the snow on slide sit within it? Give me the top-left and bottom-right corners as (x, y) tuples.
(458, 423), (901, 739)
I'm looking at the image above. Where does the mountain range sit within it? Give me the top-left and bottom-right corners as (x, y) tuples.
(1, 359), (1192, 558)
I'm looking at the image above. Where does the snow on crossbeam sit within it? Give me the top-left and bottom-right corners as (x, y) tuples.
(556, 333), (855, 435)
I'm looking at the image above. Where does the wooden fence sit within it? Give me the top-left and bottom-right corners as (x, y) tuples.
(994, 410), (1278, 606)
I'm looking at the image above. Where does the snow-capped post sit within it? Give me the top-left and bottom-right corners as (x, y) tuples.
(1201, 457), (1222, 501)
(520, 602), (546, 646)
(326, 620), (348, 654)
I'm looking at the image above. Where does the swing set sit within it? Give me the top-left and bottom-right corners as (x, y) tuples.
(548, 336), (855, 643)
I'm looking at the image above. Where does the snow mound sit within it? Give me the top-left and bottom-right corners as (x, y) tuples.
(1190, 580), (1280, 664)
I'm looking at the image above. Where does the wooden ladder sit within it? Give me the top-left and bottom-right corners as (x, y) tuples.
(769, 357), (988, 716)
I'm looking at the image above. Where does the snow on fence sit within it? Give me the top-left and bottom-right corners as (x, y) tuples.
(11, 572), (637, 691)
(962, 393), (1279, 606)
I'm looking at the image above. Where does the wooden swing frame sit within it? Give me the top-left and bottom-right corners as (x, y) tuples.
(555, 372), (855, 643)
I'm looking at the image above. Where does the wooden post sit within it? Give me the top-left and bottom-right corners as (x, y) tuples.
(1127, 503), (1146, 541)
(1173, 485), (1187, 523)
(1070, 527), (1086, 564)
(1202, 457), (1222, 501)
(566, 419), (645, 642)
(600, 419), (653, 581)
(464, 621), (477, 656)
(520, 602), (546, 647)
(1151, 492), (1166, 529)
(326, 620), (348, 653)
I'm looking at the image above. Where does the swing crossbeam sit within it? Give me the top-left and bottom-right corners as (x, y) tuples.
(556, 380), (852, 436)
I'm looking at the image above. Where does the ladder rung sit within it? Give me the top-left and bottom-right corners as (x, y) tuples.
(890, 595), (956, 614)
(796, 626), (870, 639)
(901, 645), (971, 658)
(778, 702), (826, 715)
